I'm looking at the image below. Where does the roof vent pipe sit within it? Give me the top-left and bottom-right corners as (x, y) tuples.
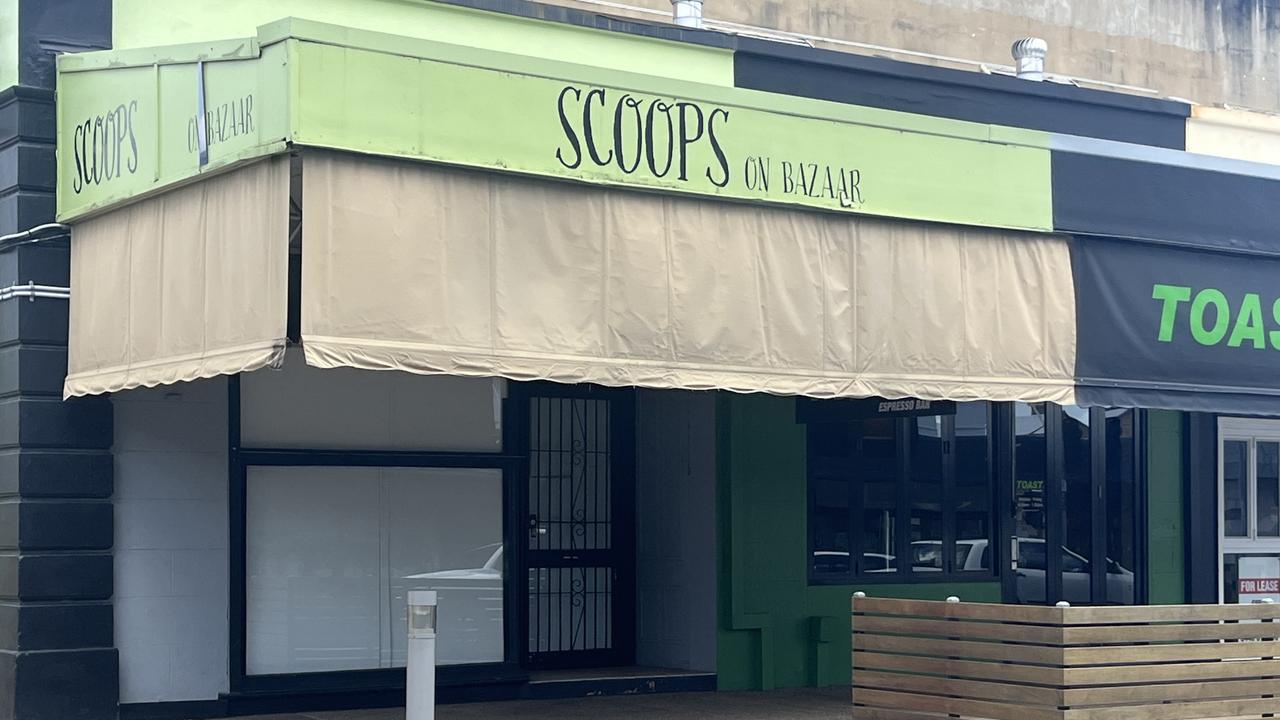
(1011, 37), (1048, 81)
(672, 0), (704, 28)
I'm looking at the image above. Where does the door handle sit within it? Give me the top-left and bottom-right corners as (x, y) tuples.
(528, 514), (538, 539)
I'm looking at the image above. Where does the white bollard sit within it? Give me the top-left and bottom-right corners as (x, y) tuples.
(407, 590), (438, 720)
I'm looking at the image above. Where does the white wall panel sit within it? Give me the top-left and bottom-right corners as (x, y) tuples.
(113, 377), (229, 703)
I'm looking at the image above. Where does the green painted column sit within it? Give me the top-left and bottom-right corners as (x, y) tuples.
(1146, 409), (1186, 604)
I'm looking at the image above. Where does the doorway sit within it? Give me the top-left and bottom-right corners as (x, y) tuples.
(512, 383), (636, 669)
(1217, 417), (1280, 604)
(1004, 404), (1143, 606)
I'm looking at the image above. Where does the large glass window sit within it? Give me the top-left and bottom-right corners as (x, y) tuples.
(806, 401), (994, 583)
(1223, 439), (1249, 538)
(1061, 406), (1092, 604)
(246, 466), (504, 675)
(1104, 409), (1138, 605)
(1218, 421), (1280, 605)
(806, 400), (1143, 602)
(1012, 403), (1048, 603)
(1011, 404), (1141, 606)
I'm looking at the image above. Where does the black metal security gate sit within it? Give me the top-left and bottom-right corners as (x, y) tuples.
(514, 384), (635, 669)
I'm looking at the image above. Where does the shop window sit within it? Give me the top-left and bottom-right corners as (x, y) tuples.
(1218, 418), (1280, 604)
(245, 466), (504, 674)
(1011, 404), (1142, 606)
(240, 350), (503, 452)
(806, 401), (995, 584)
(1104, 409), (1139, 605)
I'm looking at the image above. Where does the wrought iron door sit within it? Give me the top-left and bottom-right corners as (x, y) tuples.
(517, 385), (635, 668)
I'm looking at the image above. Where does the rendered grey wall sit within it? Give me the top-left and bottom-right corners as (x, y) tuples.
(560, 0), (1280, 111)
(635, 390), (717, 673)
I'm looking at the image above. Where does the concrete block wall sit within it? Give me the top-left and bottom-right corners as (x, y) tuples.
(556, 0), (1280, 112)
(113, 379), (229, 704)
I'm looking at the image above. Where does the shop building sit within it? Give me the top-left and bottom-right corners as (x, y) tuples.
(5, 0), (1280, 718)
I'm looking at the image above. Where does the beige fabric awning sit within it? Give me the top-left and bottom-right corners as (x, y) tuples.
(301, 150), (1077, 404)
(64, 157), (290, 398)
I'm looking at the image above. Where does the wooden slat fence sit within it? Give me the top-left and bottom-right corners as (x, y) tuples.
(852, 594), (1280, 720)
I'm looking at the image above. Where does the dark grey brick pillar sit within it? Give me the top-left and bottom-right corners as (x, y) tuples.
(0, 2), (115, 718)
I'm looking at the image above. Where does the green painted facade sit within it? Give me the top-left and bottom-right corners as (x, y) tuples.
(715, 393), (1001, 691)
(1146, 409), (1186, 604)
(715, 394), (1189, 690)
(58, 18), (1053, 231)
(110, 0), (734, 87)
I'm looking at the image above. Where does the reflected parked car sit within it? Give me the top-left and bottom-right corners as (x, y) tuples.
(1009, 537), (1134, 604)
(812, 551), (896, 574)
(403, 543), (504, 664)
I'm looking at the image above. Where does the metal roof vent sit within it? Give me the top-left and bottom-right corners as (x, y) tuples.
(672, 0), (704, 29)
(1011, 37), (1048, 81)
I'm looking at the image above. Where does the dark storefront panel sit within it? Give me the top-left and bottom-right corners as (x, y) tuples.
(804, 398), (1143, 606)
(1072, 236), (1280, 413)
(804, 399), (998, 585)
(734, 44), (1189, 149)
(1054, 152), (1280, 255)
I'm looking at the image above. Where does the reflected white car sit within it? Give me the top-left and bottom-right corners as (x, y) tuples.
(403, 544), (504, 664)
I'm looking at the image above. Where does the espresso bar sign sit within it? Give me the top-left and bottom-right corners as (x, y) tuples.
(553, 83), (865, 211)
(796, 397), (956, 423)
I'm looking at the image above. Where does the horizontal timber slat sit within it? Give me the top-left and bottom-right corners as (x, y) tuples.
(854, 596), (1065, 624)
(854, 631), (1065, 664)
(1064, 658), (1280, 684)
(855, 614), (1066, 644)
(852, 650), (1066, 685)
(852, 595), (1280, 720)
(853, 669), (1064, 705)
(1062, 621), (1280, 644)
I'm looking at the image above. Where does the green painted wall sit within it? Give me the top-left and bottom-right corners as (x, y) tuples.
(1146, 409), (1185, 604)
(715, 393), (1001, 691)
(1, 0), (17, 89)
(111, 0), (733, 86)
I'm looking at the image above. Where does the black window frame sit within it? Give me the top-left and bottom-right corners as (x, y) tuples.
(804, 400), (1149, 601)
(805, 401), (999, 586)
(226, 374), (529, 700)
(1002, 403), (1149, 606)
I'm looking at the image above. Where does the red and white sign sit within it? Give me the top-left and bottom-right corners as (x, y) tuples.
(1238, 556), (1280, 604)
(1238, 578), (1280, 595)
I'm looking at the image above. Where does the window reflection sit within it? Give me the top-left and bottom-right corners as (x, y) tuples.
(1062, 406), (1092, 604)
(1257, 442), (1279, 537)
(805, 400), (993, 581)
(1224, 440), (1249, 538)
(859, 418), (898, 574)
(1105, 409), (1137, 604)
(954, 403), (991, 572)
(808, 424), (851, 579)
(246, 466), (504, 675)
(1013, 403), (1048, 603)
(909, 416), (944, 571)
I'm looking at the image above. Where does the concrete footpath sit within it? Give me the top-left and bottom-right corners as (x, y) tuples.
(233, 688), (850, 720)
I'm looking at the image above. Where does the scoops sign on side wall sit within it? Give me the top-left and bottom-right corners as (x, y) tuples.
(56, 40), (289, 221)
